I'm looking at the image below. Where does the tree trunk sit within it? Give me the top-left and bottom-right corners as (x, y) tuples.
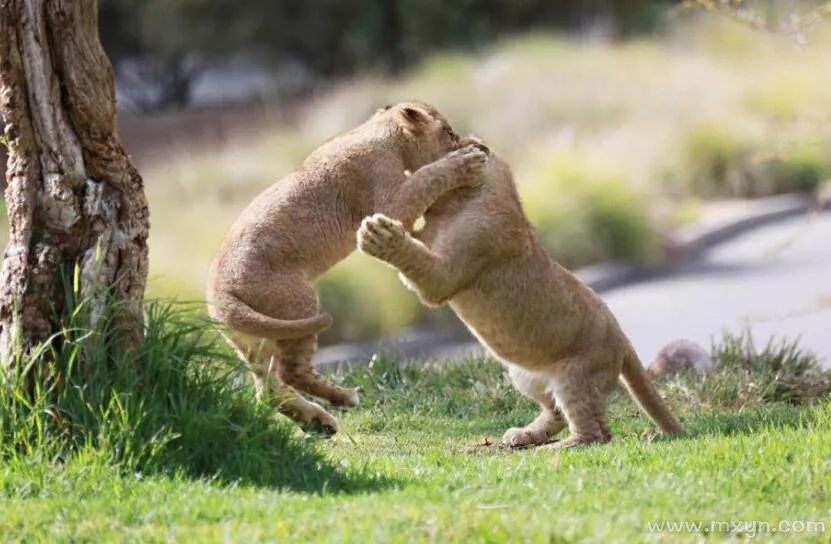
(0, 0), (149, 366)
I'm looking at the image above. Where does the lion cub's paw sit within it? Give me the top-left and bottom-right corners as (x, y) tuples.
(301, 410), (339, 437)
(502, 427), (548, 448)
(444, 144), (488, 187)
(357, 213), (407, 260)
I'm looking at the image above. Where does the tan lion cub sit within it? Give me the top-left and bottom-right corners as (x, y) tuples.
(357, 139), (684, 448)
(208, 103), (487, 435)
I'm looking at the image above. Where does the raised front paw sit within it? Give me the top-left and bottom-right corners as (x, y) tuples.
(442, 144), (488, 187)
(357, 213), (408, 261)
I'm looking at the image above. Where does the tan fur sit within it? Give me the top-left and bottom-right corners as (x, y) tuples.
(207, 103), (487, 434)
(357, 139), (684, 448)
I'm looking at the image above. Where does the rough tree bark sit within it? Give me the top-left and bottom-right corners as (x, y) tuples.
(0, 0), (149, 366)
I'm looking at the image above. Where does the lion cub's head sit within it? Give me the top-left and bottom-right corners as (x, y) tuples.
(375, 101), (461, 170)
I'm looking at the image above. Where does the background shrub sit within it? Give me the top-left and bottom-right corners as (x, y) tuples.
(523, 154), (659, 267)
(661, 330), (831, 411)
(674, 122), (830, 198)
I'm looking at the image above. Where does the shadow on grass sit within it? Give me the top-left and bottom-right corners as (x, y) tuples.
(150, 386), (398, 494)
(90, 354), (399, 495)
(0, 301), (398, 496)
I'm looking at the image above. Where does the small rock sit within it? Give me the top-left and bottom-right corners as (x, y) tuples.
(648, 339), (711, 378)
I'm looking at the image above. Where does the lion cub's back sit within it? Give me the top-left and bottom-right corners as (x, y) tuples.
(448, 157), (622, 368)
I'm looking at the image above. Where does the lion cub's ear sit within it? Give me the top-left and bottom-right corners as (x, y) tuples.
(396, 106), (432, 129)
(459, 135), (491, 156)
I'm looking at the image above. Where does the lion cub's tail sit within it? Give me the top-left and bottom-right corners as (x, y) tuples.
(209, 293), (333, 340)
(620, 351), (685, 435)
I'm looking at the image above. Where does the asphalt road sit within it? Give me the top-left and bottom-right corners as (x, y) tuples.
(605, 210), (831, 367)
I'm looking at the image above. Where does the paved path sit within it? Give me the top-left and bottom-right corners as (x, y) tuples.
(606, 210), (831, 367)
(316, 209), (831, 369)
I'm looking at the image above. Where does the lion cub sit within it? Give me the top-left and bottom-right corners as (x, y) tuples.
(357, 139), (684, 448)
(208, 102), (487, 435)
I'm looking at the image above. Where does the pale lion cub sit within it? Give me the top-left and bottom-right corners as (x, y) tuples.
(208, 103), (486, 435)
(357, 139), (684, 448)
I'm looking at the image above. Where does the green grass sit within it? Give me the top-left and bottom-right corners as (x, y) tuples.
(1, 305), (829, 542)
(3, 402), (828, 542)
(0, 301), (377, 493)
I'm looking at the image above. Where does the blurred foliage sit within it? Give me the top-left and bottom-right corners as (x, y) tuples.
(315, 255), (425, 343)
(673, 122), (830, 198)
(1, 3), (829, 345)
(97, 1), (831, 110)
(122, 16), (831, 341)
(522, 154), (659, 267)
(98, 0), (671, 109)
(30, 13), (821, 342)
(675, 0), (831, 36)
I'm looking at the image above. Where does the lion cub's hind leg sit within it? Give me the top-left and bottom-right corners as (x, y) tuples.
(548, 358), (617, 449)
(229, 333), (341, 435)
(502, 366), (568, 448)
(275, 336), (360, 408)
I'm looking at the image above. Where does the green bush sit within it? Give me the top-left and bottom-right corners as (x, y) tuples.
(773, 143), (831, 194)
(675, 123), (829, 198)
(522, 154), (659, 267)
(676, 122), (760, 197)
(315, 254), (425, 344)
(745, 75), (825, 121)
